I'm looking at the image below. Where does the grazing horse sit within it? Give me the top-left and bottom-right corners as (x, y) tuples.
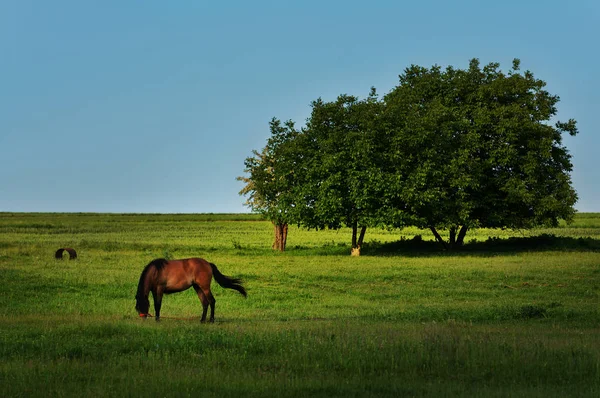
(135, 258), (246, 322)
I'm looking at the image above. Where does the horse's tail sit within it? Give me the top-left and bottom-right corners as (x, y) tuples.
(210, 263), (247, 298)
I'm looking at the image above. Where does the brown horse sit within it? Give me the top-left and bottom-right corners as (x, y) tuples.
(135, 258), (246, 322)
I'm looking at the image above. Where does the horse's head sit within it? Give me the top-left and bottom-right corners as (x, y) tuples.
(135, 293), (150, 316)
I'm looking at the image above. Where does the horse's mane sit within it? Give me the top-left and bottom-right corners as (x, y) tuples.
(135, 259), (168, 309)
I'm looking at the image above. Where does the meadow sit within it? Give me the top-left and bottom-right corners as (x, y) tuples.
(0, 212), (599, 397)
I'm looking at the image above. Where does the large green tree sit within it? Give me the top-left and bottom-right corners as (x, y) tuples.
(241, 58), (577, 253)
(291, 90), (384, 255)
(241, 90), (385, 255)
(238, 118), (299, 251)
(382, 58), (578, 248)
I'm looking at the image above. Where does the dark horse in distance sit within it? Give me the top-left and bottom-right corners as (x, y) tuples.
(135, 258), (247, 322)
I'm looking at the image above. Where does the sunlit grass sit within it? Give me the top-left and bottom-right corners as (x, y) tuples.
(0, 213), (599, 396)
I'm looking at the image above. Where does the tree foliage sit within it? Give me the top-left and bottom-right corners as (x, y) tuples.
(383, 58), (578, 247)
(240, 58), (578, 253)
(290, 90), (385, 254)
(238, 118), (299, 251)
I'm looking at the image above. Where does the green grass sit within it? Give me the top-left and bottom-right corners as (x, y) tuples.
(1, 212), (599, 397)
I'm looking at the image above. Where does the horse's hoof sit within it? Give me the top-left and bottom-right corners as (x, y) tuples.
(209, 319), (215, 323)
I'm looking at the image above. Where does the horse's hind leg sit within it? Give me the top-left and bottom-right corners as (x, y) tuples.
(208, 292), (216, 323)
(193, 284), (209, 323)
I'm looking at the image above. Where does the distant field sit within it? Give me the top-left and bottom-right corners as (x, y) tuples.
(0, 212), (599, 397)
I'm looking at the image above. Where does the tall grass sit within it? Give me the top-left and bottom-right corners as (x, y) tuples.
(0, 213), (599, 396)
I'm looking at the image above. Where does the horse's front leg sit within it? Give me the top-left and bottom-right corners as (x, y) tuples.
(152, 289), (163, 322)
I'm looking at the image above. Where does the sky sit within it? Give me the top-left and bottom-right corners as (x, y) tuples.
(1, 0), (599, 213)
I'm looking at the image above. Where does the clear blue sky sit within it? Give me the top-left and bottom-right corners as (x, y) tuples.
(1, 0), (598, 213)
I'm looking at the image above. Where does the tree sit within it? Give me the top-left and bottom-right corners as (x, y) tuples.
(242, 90), (385, 255)
(238, 118), (299, 251)
(382, 58), (578, 248)
(287, 89), (385, 255)
(241, 58), (577, 253)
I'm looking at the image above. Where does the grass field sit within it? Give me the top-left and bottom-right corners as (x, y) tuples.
(1, 212), (599, 397)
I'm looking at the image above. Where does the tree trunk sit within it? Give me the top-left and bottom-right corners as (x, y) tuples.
(272, 223), (280, 251)
(272, 222), (288, 252)
(281, 223), (288, 250)
(449, 227), (457, 247)
(456, 225), (468, 247)
(431, 226), (469, 250)
(430, 227), (448, 250)
(351, 223), (367, 256)
(358, 226), (367, 248)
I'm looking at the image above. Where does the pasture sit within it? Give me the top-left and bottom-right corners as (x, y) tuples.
(1, 212), (599, 397)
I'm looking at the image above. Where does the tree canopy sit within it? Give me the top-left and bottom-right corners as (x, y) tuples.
(382, 58), (577, 247)
(240, 58), (578, 253)
(238, 118), (299, 250)
(290, 90), (386, 254)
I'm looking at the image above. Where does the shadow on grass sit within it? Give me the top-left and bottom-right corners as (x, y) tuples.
(361, 233), (600, 257)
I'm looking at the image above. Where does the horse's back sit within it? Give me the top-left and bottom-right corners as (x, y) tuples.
(186, 258), (213, 280)
(160, 258), (212, 292)
(171, 258), (211, 273)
